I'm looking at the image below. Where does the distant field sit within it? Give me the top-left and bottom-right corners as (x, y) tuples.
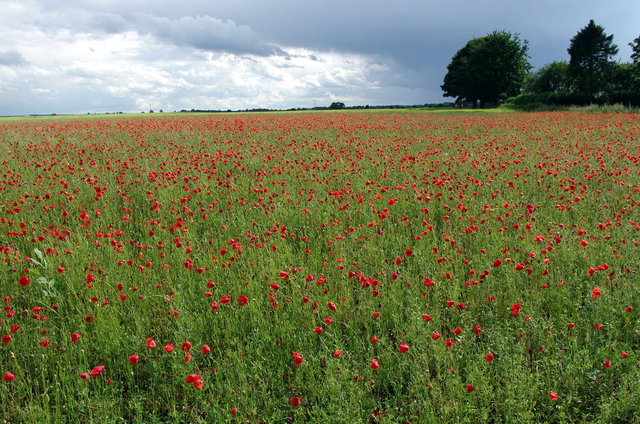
(0, 111), (638, 423)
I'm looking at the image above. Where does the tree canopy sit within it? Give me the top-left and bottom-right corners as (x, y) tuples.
(567, 19), (618, 97)
(631, 36), (640, 64)
(525, 61), (571, 94)
(441, 31), (531, 107)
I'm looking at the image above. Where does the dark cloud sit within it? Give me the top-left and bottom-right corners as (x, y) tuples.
(137, 14), (286, 57)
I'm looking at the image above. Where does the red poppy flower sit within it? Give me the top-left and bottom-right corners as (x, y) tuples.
(290, 397), (302, 407)
(1, 335), (11, 344)
(466, 384), (474, 393)
(603, 360), (612, 368)
(201, 345), (211, 354)
(146, 338), (156, 348)
(18, 275), (30, 286)
(549, 391), (558, 400)
(128, 354), (139, 365)
(3, 372), (14, 382)
(399, 342), (410, 353)
(432, 331), (441, 340)
(185, 374), (202, 384)
(90, 365), (105, 377)
(591, 287), (601, 299)
(370, 358), (379, 370)
(237, 295), (248, 306)
(485, 352), (494, 362)
(70, 333), (81, 343)
(333, 349), (342, 358)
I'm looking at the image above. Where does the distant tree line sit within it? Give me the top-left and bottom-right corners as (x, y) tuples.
(442, 20), (640, 108)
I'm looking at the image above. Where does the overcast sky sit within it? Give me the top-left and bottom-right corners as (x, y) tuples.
(0, 0), (638, 115)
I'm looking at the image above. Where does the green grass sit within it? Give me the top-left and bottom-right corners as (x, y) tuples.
(0, 110), (638, 423)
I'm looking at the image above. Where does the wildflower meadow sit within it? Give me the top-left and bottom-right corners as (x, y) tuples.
(0, 111), (638, 423)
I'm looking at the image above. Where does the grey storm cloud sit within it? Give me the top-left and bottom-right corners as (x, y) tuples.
(0, 50), (28, 66)
(138, 14), (286, 57)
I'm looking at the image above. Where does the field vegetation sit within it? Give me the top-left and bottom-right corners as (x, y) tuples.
(0, 111), (638, 423)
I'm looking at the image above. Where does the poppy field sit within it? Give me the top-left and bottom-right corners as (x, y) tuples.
(0, 111), (639, 423)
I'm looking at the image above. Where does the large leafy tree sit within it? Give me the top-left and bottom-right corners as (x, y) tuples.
(526, 61), (571, 94)
(567, 20), (618, 97)
(442, 31), (531, 107)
